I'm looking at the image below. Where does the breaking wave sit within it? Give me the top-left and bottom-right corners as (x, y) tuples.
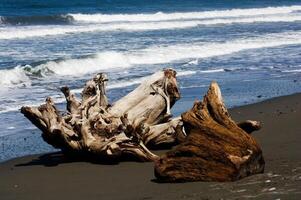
(68, 5), (301, 23)
(0, 5), (301, 40)
(2, 5), (300, 26)
(1, 30), (301, 87)
(1, 16), (300, 40)
(0, 67), (31, 87)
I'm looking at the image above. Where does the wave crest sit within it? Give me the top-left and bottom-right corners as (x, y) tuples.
(0, 67), (31, 87)
(68, 5), (301, 23)
(1, 15), (301, 40)
(1, 30), (301, 88)
(1, 5), (301, 40)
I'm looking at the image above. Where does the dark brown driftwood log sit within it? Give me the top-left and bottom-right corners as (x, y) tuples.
(154, 82), (265, 182)
(21, 69), (181, 161)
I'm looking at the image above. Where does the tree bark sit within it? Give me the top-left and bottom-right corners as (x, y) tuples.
(154, 82), (265, 182)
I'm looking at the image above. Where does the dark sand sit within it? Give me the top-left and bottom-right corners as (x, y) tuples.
(1, 93), (301, 200)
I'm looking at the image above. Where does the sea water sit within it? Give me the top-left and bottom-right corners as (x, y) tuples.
(0, 0), (301, 161)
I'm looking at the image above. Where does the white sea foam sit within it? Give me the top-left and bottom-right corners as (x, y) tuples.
(69, 5), (301, 23)
(282, 69), (301, 73)
(199, 69), (225, 73)
(1, 14), (301, 40)
(177, 70), (197, 76)
(39, 51), (132, 75)
(122, 30), (301, 65)
(7, 126), (15, 130)
(0, 67), (31, 87)
(1, 30), (301, 83)
(195, 15), (301, 25)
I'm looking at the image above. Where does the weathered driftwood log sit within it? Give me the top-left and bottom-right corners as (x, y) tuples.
(154, 82), (265, 182)
(21, 69), (181, 162)
(21, 68), (264, 182)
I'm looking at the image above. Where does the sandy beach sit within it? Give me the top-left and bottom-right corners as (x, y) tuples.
(0, 93), (300, 200)
(1, 1), (301, 199)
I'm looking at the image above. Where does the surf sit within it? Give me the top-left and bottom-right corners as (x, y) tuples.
(69, 5), (301, 23)
(1, 15), (301, 40)
(1, 30), (301, 89)
(1, 5), (301, 40)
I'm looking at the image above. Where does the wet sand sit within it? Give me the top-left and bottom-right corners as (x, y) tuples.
(0, 93), (301, 200)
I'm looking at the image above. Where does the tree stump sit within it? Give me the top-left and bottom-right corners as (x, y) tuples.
(154, 82), (265, 182)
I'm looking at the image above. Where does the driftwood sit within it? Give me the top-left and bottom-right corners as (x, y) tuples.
(21, 69), (264, 182)
(21, 69), (182, 161)
(154, 82), (265, 182)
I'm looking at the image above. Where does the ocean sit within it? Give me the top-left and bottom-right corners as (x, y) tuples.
(0, 0), (301, 161)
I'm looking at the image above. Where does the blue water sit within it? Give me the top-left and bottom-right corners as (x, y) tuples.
(1, 0), (301, 161)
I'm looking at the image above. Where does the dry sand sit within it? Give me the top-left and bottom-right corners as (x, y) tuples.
(0, 93), (301, 200)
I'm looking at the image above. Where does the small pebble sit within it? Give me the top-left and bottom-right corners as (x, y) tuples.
(265, 180), (271, 183)
(268, 187), (276, 191)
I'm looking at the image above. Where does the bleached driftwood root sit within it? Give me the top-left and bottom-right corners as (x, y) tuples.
(154, 82), (265, 182)
(21, 69), (181, 161)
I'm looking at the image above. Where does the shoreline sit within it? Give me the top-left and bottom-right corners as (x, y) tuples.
(1, 92), (301, 199)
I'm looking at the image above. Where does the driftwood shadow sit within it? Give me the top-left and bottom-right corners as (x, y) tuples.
(14, 151), (147, 167)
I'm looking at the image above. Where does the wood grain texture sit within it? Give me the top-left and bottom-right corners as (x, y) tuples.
(154, 82), (265, 182)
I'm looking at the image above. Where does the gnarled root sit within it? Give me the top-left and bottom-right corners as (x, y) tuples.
(21, 69), (181, 162)
(154, 82), (265, 182)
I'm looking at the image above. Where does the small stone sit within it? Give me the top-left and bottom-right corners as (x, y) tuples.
(268, 187), (276, 191)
